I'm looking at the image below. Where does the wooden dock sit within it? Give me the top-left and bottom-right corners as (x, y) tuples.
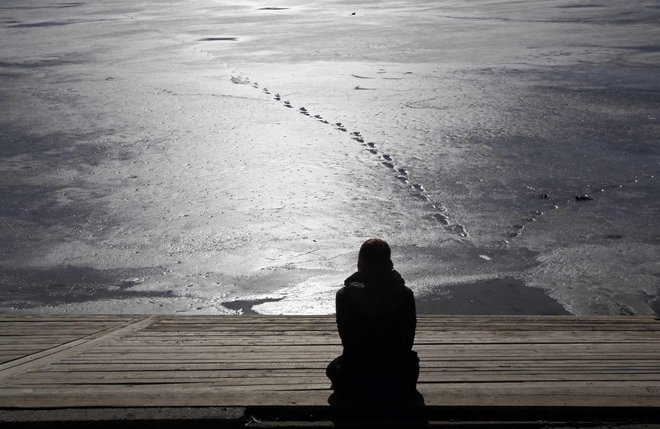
(1, 315), (660, 427)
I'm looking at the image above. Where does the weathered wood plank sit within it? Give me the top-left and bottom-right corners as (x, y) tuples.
(1, 315), (660, 410)
(14, 371), (660, 385)
(1, 383), (659, 408)
(0, 316), (155, 381)
(40, 360), (660, 370)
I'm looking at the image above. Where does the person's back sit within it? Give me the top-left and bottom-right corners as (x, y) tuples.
(338, 269), (415, 361)
(327, 239), (419, 403)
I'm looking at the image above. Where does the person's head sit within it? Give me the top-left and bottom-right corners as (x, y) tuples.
(357, 238), (393, 273)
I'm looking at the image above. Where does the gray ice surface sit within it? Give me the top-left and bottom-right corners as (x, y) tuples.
(0, 0), (659, 315)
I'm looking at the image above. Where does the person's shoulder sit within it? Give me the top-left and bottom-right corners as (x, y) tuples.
(390, 270), (405, 285)
(390, 270), (414, 298)
(337, 273), (359, 293)
(343, 271), (366, 288)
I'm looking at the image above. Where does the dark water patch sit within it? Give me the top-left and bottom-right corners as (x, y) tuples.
(645, 234), (660, 245)
(222, 297), (284, 315)
(0, 71), (23, 78)
(612, 45), (660, 53)
(9, 21), (75, 28)
(0, 123), (133, 256)
(0, 182), (121, 262)
(0, 266), (169, 309)
(198, 37), (237, 42)
(0, 125), (110, 161)
(0, 2), (84, 10)
(437, 12), (658, 25)
(0, 184), (90, 226)
(556, 3), (604, 8)
(0, 5), (56, 10)
(417, 278), (569, 315)
(0, 179), (118, 236)
(0, 55), (85, 69)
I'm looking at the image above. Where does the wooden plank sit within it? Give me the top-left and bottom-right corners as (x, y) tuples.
(43, 360), (660, 371)
(1, 383), (659, 408)
(0, 316), (155, 381)
(14, 370), (660, 385)
(1, 315), (660, 411)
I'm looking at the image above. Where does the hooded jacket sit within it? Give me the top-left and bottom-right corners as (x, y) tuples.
(336, 269), (416, 363)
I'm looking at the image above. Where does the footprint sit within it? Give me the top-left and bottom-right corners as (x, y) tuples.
(412, 183), (425, 191)
(382, 154), (392, 161)
(263, 88), (270, 95)
(367, 148), (378, 154)
(314, 114), (323, 119)
(367, 142), (377, 148)
(284, 100), (292, 108)
(446, 224), (468, 238)
(382, 161), (395, 169)
(299, 107), (309, 115)
(430, 213), (450, 225)
(509, 224), (525, 238)
(352, 136), (365, 143)
(230, 75), (250, 85)
(274, 94), (281, 101)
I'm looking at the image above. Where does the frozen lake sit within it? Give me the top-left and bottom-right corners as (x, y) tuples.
(1, 0), (659, 315)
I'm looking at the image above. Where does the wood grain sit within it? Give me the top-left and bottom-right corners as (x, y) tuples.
(1, 315), (659, 408)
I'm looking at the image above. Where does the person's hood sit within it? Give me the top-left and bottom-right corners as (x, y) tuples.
(344, 269), (405, 289)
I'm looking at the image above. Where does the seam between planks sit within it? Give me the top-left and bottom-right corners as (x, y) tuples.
(0, 316), (156, 382)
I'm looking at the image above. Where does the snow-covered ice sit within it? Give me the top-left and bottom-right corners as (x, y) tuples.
(1, 0), (659, 315)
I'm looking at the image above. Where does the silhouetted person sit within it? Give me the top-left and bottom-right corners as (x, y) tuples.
(326, 238), (419, 404)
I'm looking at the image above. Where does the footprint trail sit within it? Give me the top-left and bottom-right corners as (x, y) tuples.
(504, 175), (657, 244)
(230, 73), (656, 247)
(231, 74), (470, 239)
